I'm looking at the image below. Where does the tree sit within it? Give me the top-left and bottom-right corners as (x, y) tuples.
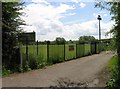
(2, 2), (24, 70)
(95, 1), (120, 87)
(55, 37), (66, 44)
(69, 40), (73, 43)
(79, 36), (96, 42)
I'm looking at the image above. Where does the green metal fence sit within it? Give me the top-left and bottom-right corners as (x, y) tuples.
(37, 45), (47, 64)
(65, 44), (76, 60)
(84, 43), (91, 56)
(20, 42), (107, 69)
(48, 45), (64, 64)
(76, 43), (84, 58)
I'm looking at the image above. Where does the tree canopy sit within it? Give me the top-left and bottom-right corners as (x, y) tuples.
(79, 36), (96, 42)
(2, 2), (24, 69)
(55, 37), (66, 44)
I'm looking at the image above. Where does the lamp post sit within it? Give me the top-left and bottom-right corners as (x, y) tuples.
(97, 15), (102, 41)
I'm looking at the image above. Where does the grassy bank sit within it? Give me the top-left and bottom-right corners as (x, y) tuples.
(106, 55), (119, 88)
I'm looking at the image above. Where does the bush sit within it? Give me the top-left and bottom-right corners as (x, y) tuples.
(2, 66), (12, 76)
(28, 54), (38, 69)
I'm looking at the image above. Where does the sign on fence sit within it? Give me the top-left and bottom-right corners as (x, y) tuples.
(69, 45), (74, 51)
(18, 31), (36, 44)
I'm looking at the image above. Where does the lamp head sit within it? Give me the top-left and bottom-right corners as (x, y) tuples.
(97, 15), (102, 20)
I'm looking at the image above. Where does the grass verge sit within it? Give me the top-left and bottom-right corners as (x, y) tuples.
(106, 55), (119, 88)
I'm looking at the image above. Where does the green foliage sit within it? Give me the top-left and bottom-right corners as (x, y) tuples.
(21, 45), (48, 71)
(2, 66), (12, 76)
(107, 56), (118, 72)
(2, 2), (24, 70)
(23, 62), (32, 72)
(79, 36), (96, 42)
(106, 79), (116, 88)
(55, 37), (66, 44)
(28, 54), (38, 69)
(106, 56), (119, 88)
(108, 39), (116, 51)
(2, 69), (12, 76)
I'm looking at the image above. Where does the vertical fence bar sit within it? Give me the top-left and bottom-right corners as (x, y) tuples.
(26, 37), (28, 63)
(95, 42), (97, 54)
(64, 43), (65, 61)
(90, 42), (92, 54)
(19, 43), (23, 72)
(37, 40), (38, 56)
(47, 42), (49, 63)
(83, 42), (85, 56)
(76, 43), (77, 58)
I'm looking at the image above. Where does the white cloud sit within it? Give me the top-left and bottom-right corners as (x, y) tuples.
(22, 3), (75, 20)
(71, 0), (80, 3)
(62, 20), (114, 40)
(20, 2), (114, 41)
(93, 11), (108, 18)
(31, 0), (50, 5)
(64, 13), (76, 16)
(103, 13), (107, 17)
(79, 2), (86, 8)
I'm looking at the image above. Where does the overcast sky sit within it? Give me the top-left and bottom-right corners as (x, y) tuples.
(20, 0), (115, 41)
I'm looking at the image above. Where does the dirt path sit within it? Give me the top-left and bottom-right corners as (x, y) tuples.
(2, 52), (114, 87)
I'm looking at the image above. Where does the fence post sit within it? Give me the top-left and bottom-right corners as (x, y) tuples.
(64, 43), (65, 61)
(95, 42), (97, 54)
(47, 42), (49, 63)
(19, 43), (23, 72)
(37, 40), (38, 56)
(76, 43), (77, 58)
(83, 42), (85, 56)
(26, 37), (28, 65)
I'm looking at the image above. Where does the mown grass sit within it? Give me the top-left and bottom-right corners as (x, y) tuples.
(106, 55), (119, 88)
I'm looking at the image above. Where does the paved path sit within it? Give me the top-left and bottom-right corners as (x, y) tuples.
(2, 52), (114, 87)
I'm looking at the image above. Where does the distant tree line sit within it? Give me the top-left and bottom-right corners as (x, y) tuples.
(37, 36), (97, 45)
